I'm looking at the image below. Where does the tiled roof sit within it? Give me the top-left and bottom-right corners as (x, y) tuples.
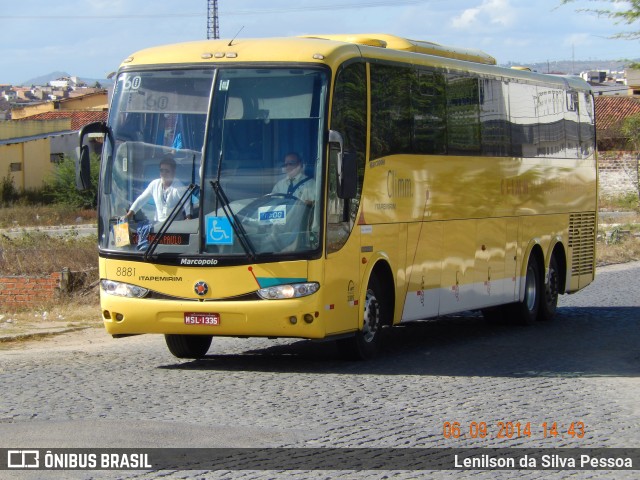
(16, 111), (108, 130)
(595, 96), (640, 131)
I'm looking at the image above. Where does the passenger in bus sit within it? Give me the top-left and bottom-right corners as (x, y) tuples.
(271, 152), (315, 205)
(124, 154), (192, 222)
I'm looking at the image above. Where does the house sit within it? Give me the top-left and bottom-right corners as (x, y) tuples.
(581, 71), (607, 83)
(10, 90), (108, 120)
(595, 96), (640, 150)
(595, 95), (640, 199)
(49, 76), (85, 89)
(0, 90), (108, 192)
(626, 68), (640, 96)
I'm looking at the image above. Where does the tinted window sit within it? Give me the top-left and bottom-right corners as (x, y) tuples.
(446, 74), (481, 155)
(370, 64), (413, 158)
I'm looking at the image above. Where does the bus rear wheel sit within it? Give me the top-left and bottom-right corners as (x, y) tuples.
(538, 255), (560, 322)
(512, 255), (542, 325)
(165, 334), (212, 359)
(337, 276), (385, 360)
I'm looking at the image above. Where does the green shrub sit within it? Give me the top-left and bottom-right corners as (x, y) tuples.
(43, 154), (100, 208)
(0, 171), (18, 205)
(600, 191), (640, 211)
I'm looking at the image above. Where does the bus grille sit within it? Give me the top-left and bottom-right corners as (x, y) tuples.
(568, 213), (596, 276)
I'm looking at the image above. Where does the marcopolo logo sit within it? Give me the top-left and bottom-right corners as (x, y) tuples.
(180, 258), (219, 266)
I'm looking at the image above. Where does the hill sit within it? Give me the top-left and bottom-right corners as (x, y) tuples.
(19, 71), (113, 87)
(500, 58), (639, 75)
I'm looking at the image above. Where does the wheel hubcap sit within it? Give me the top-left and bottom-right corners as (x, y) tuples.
(362, 289), (381, 343)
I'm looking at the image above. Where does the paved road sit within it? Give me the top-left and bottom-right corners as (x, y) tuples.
(0, 262), (638, 479)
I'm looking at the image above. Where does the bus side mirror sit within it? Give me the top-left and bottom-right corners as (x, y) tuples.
(77, 121), (107, 191)
(329, 130), (357, 199)
(77, 145), (92, 191)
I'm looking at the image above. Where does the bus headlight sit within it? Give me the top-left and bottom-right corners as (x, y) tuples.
(101, 280), (149, 298)
(257, 282), (319, 300)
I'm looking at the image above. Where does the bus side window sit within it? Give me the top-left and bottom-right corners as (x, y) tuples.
(413, 70), (447, 155)
(327, 62), (367, 253)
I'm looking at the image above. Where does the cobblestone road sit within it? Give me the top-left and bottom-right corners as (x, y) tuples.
(1, 262), (638, 479)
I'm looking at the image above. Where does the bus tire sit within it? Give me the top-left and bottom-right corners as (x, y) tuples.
(538, 255), (560, 322)
(337, 275), (385, 360)
(512, 255), (542, 325)
(165, 334), (212, 359)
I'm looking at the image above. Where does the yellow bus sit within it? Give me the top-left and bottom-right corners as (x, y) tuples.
(78, 34), (597, 360)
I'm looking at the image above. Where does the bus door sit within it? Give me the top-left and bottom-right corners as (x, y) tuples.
(323, 162), (361, 335)
(322, 61), (368, 335)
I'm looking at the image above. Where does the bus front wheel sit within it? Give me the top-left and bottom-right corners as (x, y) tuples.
(337, 275), (385, 360)
(165, 334), (212, 359)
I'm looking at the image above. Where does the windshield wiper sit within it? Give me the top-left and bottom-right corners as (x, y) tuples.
(210, 180), (256, 260)
(143, 184), (198, 261)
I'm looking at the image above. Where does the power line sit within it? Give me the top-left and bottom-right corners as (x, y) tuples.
(223, 0), (428, 15)
(2, 0), (430, 20)
(2, 13), (202, 19)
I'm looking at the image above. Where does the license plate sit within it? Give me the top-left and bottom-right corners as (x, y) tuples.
(184, 313), (220, 326)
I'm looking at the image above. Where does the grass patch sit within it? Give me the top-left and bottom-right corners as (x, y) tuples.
(0, 204), (96, 229)
(596, 236), (640, 266)
(599, 192), (640, 211)
(0, 231), (98, 276)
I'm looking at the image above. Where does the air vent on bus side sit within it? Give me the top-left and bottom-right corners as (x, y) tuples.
(568, 213), (596, 276)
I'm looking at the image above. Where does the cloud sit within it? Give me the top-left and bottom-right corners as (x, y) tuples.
(452, 7), (481, 28)
(451, 0), (516, 29)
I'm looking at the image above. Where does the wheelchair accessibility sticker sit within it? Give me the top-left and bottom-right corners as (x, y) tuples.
(258, 205), (287, 225)
(206, 216), (233, 245)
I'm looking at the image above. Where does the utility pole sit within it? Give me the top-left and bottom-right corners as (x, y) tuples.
(207, 0), (219, 40)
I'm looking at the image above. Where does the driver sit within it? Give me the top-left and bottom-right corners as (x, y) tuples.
(125, 154), (192, 222)
(271, 152), (315, 205)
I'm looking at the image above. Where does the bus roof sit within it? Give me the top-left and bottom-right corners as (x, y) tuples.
(300, 34), (497, 65)
(119, 34), (591, 92)
(119, 37), (361, 69)
(119, 34), (495, 69)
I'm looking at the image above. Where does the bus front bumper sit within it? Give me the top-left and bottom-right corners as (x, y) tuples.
(100, 293), (327, 339)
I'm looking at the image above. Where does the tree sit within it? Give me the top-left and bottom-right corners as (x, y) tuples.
(0, 169), (18, 205)
(560, 1), (640, 40)
(622, 112), (640, 150)
(44, 154), (100, 208)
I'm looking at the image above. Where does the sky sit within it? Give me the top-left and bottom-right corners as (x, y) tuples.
(1, 0), (638, 85)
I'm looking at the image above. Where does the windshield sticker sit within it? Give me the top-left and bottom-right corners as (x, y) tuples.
(219, 79), (230, 91)
(205, 216), (234, 245)
(258, 205), (286, 225)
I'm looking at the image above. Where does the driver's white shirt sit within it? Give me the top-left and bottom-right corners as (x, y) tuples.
(130, 178), (190, 221)
(272, 172), (315, 204)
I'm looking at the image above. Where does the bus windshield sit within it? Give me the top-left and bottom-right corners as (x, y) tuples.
(100, 67), (327, 259)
